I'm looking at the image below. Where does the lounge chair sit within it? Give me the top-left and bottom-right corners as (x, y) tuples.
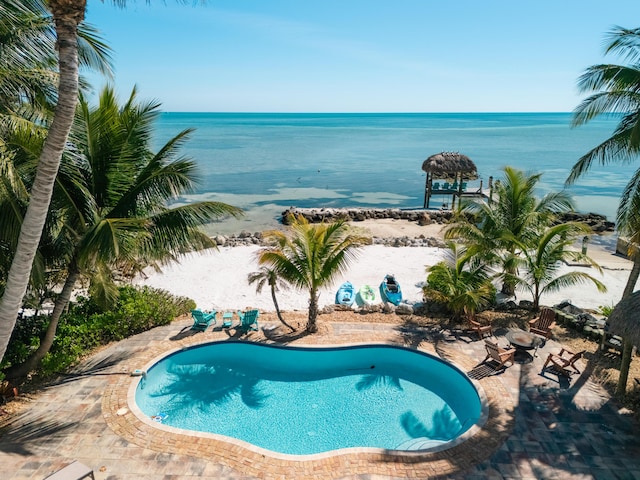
(44, 460), (95, 480)
(529, 308), (556, 339)
(237, 309), (259, 331)
(542, 348), (584, 376)
(461, 182), (468, 191)
(469, 316), (493, 340)
(442, 182), (451, 190)
(191, 309), (216, 331)
(481, 340), (515, 370)
(451, 181), (459, 190)
(432, 182), (440, 190)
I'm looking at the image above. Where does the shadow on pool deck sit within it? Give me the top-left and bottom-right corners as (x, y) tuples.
(2, 317), (640, 479)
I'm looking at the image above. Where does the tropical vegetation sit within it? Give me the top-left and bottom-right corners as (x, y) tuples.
(3, 285), (194, 377)
(0, 0), (115, 364)
(256, 215), (367, 333)
(509, 222), (606, 310)
(6, 86), (241, 379)
(423, 242), (495, 322)
(247, 266), (295, 331)
(568, 25), (640, 395)
(445, 166), (575, 297)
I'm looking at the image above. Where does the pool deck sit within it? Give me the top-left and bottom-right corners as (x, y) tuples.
(2, 318), (640, 479)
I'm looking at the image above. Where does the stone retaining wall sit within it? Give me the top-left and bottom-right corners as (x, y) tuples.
(282, 207), (615, 233)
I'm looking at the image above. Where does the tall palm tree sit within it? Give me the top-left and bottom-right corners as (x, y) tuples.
(566, 25), (640, 395)
(256, 215), (367, 333)
(510, 222), (606, 310)
(247, 266), (295, 331)
(7, 86), (241, 378)
(0, 0), (114, 363)
(445, 166), (574, 296)
(422, 242), (494, 323)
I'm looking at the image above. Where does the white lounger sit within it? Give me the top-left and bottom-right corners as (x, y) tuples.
(44, 461), (95, 480)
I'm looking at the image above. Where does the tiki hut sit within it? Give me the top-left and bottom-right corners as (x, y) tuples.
(606, 291), (640, 347)
(422, 152), (479, 209)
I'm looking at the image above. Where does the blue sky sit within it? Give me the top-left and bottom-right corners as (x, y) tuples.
(84, 0), (640, 112)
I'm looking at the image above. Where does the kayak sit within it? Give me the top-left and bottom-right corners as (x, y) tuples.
(380, 274), (402, 305)
(335, 281), (356, 306)
(358, 284), (377, 306)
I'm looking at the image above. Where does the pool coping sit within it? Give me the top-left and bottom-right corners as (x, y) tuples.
(103, 332), (514, 479)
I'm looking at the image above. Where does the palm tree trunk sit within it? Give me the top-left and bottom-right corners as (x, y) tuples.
(616, 338), (634, 397)
(271, 286), (295, 331)
(0, 6), (83, 364)
(622, 256), (640, 299)
(307, 289), (319, 333)
(616, 254), (640, 395)
(7, 267), (80, 380)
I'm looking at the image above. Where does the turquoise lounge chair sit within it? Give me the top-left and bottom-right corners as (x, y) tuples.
(442, 182), (450, 190)
(461, 182), (468, 191)
(237, 309), (259, 331)
(432, 182), (440, 190)
(191, 309), (216, 331)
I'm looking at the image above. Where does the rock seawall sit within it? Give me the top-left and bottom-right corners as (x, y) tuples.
(281, 207), (615, 233)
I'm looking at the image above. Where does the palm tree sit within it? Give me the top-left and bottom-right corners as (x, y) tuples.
(0, 0), (115, 363)
(566, 25), (640, 395)
(256, 215), (367, 333)
(445, 166), (574, 296)
(510, 222), (607, 310)
(247, 266), (295, 332)
(422, 242), (495, 323)
(7, 86), (242, 378)
(613, 171), (640, 395)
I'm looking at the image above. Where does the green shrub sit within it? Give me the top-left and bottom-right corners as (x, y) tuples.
(5, 286), (196, 377)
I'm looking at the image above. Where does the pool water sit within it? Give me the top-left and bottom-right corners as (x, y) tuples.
(135, 342), (481, 455)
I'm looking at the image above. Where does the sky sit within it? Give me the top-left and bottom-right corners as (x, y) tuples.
(84, 0), (640, 112)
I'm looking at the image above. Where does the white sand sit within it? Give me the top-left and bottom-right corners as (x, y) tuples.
(134, 232), (638, 314)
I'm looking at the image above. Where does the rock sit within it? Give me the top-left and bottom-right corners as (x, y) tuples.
(395, 303), (414, 315)
(214, 235), (226, 246)
(382, 303), (396, 314)
(518, 300), (534, 310)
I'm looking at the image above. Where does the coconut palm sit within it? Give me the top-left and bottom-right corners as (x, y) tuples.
(445, 166), (574, 296)
(7, 86), (242, 378)
(510, 222), (607, 310)
(422, 242), (495, 323)
(0, 0), (115, 363)
(566, 25), (640, 394)
(247, 266), (295, 332)
(256, 215), (367, 333)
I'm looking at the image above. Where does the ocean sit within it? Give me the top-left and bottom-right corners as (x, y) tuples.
(153, 112), (634, 235)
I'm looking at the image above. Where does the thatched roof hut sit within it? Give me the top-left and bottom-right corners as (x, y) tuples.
(606, 291), (640, 346)
(421, 152), (478, 180)
(421, 152), (480, 209)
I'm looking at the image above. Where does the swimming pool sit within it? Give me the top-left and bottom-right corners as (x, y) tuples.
(134, 342), (483, 456)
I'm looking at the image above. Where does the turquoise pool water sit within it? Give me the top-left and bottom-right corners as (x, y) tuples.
(135, 342), (482, 455)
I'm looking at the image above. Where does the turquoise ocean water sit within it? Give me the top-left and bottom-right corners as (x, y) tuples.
(154, 112), (634, 235)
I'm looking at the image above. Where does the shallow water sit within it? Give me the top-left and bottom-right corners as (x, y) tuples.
(154, 112), (634, 234)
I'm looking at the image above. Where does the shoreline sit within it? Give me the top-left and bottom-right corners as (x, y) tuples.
(134, 217), (635, 314)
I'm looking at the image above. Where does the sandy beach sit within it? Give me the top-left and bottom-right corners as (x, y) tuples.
(134, 218), (637, 313)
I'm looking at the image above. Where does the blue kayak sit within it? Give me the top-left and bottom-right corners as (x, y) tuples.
(335, 281), (356, 306)
(380, 274), (402, 305)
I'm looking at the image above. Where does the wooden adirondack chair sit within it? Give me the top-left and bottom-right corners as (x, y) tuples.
(481, 340), (516, 370)
(469, 316), (493, 340)
(529, 308), (556, 339)
(542, 348), (584, 376)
